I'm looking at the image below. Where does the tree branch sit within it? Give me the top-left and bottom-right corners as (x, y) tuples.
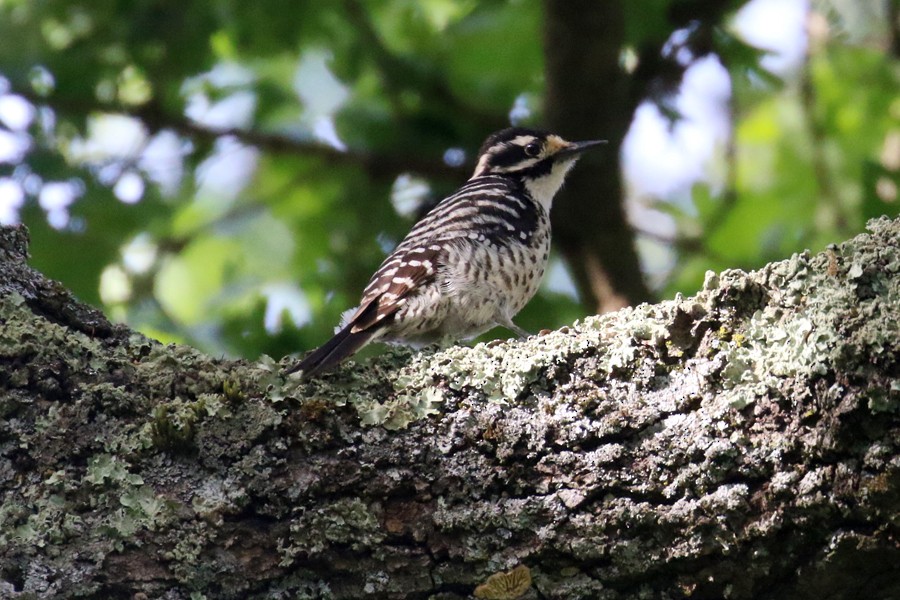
(17, 86), (465, 183)
(2, 216), (899, 598)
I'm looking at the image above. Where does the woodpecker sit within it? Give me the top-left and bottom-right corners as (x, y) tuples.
(287, 127), (604, 378)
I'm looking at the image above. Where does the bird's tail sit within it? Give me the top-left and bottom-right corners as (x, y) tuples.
(285, 321), (378, 378)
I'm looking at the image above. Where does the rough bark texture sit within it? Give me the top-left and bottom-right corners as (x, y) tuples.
(1, 217), (899, 600)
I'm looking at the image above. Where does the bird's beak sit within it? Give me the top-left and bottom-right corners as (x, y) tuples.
(556, 139), (607, 159)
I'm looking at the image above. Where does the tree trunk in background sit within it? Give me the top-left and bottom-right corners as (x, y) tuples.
(1, 217), (900, 599)
(543, 0), (653, 314)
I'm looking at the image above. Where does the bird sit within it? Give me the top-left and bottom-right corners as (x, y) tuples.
(287, 127), (605, 378)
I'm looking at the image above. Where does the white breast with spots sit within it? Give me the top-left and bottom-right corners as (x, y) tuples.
(433, 226), (550, 340)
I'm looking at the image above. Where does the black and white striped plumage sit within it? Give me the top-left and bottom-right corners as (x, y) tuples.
(288, 127), (604, 377)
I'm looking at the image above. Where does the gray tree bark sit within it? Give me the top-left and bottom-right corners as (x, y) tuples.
(1, 217), (899, 600)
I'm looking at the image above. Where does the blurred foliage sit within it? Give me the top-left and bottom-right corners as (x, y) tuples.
(0, 0), (897, 362)
(665, 9), (900, 292)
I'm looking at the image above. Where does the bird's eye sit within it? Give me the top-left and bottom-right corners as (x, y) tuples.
(524, 141), (542, 157)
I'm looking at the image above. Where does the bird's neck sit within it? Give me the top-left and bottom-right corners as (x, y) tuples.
(522, 158), (577, 212)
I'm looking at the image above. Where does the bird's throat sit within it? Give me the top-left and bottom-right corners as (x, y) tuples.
(523, 158), (577, 212)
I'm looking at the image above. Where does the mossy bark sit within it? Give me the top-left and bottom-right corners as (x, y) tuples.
(1, 218), (899, 600)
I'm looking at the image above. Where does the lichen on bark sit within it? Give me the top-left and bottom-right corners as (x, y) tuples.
(1, 217), (899, 599)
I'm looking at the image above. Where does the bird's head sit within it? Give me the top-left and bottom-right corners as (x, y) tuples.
(470, 127), (605, 209)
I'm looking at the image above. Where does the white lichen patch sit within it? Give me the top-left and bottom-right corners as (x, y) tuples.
(190, 477), (247, 523)
(713, 232), (897, 410)
(279, 497), (385, 565)
(391, 301), (682, 408)
(356, 387), (443, 430)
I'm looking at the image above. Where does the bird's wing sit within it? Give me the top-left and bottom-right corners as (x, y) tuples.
(348, 244), (442, 332)
(286, 242), (446, 377)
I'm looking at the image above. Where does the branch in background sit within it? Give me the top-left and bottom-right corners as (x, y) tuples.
(134, 103), (465, 183)
(15, 86), (465, 183)
(543, 0), (653, 314)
